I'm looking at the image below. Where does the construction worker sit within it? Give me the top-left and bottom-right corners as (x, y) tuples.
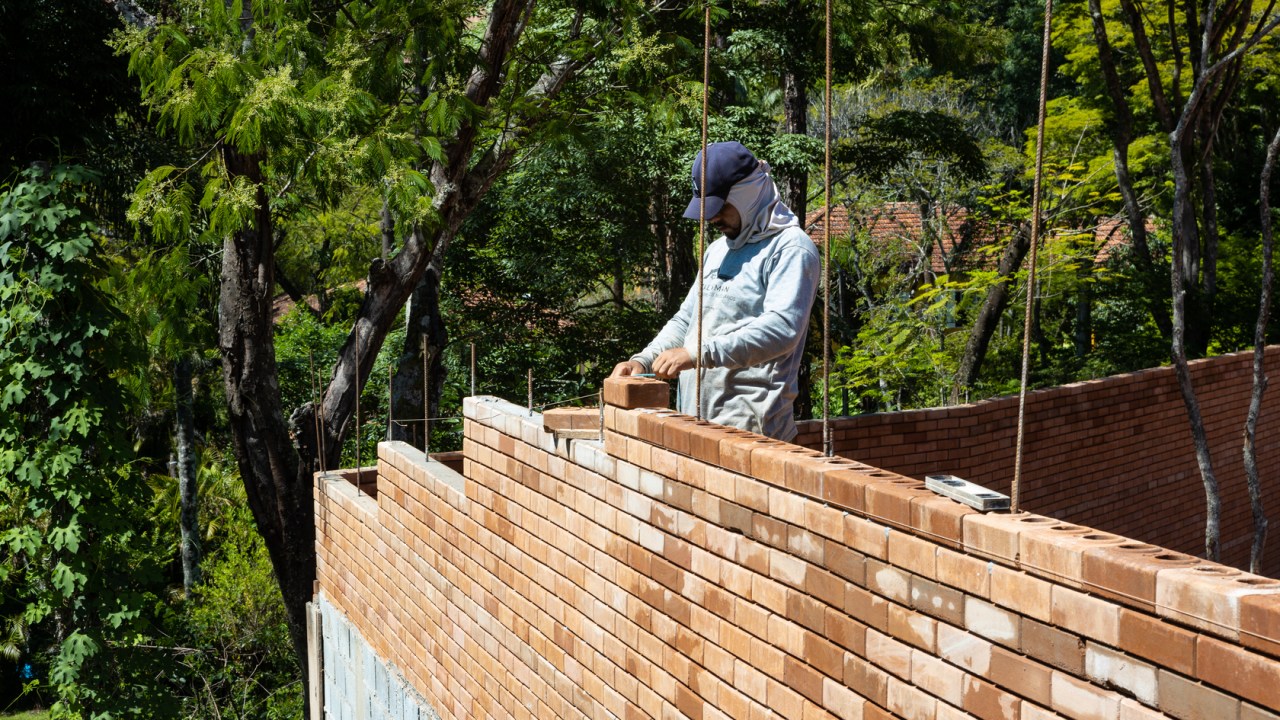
(611, 141), (820, 442)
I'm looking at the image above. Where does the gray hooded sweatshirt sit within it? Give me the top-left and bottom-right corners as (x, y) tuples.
(631, 162), (820, 441)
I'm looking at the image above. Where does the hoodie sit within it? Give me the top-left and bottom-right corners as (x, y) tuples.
(631, 162), (820, 441)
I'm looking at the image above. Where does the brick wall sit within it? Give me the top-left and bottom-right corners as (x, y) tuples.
(795, 347), (1280, 575)
(314, 378), (1280, 720)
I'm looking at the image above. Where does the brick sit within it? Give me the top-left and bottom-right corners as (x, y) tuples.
(686, 421), (729, 465)
(888, 532), (937, 578)
(1082, 544), (1198, 612)
(866, 559), (912, 605)
(1118, 698), (1166, 720)
(991, 565), (1052, 623)
(887, 677), (937, 720)
(937, 548), (992, 599)
(888, 604), (936, 652)
(1241, 592), (1280, 658)
(1050, 670), (1121, 720)
(752, 443), (813, 487)
(938, 623), (993, 675)
(1242, 703), (1280, 720)
(826, 541), (867, 585)
(826, 608), (867, 654)
(911, 495), (974, 550)
(1022, 617), (1084, 675)
(1084, 642), (1156, 706)
(846, 514), (890, 561)
(786, 453), (854, 498)
(965, 597), (1021, 647)
(865, 481), (931, 531)
(963, 676), (1021, 720)
(845, 653), (890, 706)
(785, 655), (826, 704)
(719, 434), (760, 475)
(1117, 609), (1196, 675)
(910, 576), (965, 626)
(989, 647), (1051, 706)
(822, 677), (866, 720)
(1197, 634), (1280, 710)
(1156, 564), (1280, 640)
(963, 512), (1054, 566)
(1051, 586), (1120, 647)
(1157, 669), (1239, 720)
(866, 629), (913, 680)
(1018, 524), (1123, 590)
(543, 406), (602, 432)
(603, 376), (670, 409)
(911, 650), (965, 706)
(819, 468), (872, 513)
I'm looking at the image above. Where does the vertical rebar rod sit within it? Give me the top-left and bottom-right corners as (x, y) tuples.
(1013, 0), (1055, 513)
(386, 361), (393, 441)
(695, 3), (710, 422)
(470, 342), (477, 397)
(427, 335), (437, 448)
(355, 331), (362, 478)
(528, 369), (533, 416)
(822, 0), (833, 458)
(309, 350), (326, 472)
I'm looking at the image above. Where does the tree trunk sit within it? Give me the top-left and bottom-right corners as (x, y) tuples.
(217, 145), (315, 690)
(1170, 130), (1221, 561)
(1087, 0), (1172, 338)
(175, 354), (201, 594)
(1074, 256), (1093, 359)
(390, 249), (448, 451)
(781, 67), (808, 222)
(954, 223), (1032, 396)
(1244, 124), (1280, 573)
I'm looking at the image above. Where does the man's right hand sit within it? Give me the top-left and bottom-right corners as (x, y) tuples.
(610, 360), (645, 378)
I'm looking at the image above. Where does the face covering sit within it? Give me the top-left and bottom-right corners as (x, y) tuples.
(722, 161), (799, 250)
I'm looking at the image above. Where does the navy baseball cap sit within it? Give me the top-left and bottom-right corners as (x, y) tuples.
(683, 141), (759, 220)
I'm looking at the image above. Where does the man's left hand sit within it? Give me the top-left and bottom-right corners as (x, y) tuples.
(652, 348), (695, 379)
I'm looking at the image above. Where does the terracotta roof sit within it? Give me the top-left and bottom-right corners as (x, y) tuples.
(806, 203), (1145, 273)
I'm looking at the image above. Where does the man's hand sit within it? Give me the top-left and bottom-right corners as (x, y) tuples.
(652, 348), (694, 379)
(610, 360), (645, 378)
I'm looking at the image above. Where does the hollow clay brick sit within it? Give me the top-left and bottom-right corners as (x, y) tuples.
(1084, 641), (1156, 707)
(910, 495), (974, 550)
(1019, 524), (1125, 589)
(750, 442), (810, 487)
(602, 376), (670, 410)
(1117, 608), (1196, 676)
(1050, 670), (1122, 720)
(991, 566), (1052, 624)
(846, 653), (890, 707)
(962, 512), (1052, 567)
(780, 453), (843, 498)
(719, 434), (764, 475)
(686, 421), (731, 465)
(888, 532), (937, 579)
(635, 408), (673, 445)
(936, 547), (992, 599)
(1156, 564), (1280, 640)
(1052, 585), (1120, 647)
(865, 481), (931, 531)
(1022, 617), (1084, 675)
(1082, 544), (1199, 612)
(820, 469), (871, 514)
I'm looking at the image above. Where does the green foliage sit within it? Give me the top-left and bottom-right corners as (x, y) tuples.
(169, 460), (301, 720)
(0, 166), (171, 718)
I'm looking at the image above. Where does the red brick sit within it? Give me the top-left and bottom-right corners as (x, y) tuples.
(1158, 668), (1240, 720)
(1241, 592), (1280, 657)
(752, 442), (812, 487)
(819, 469), (870, 513)
(1021, 617), (1084, 675)
(1019, 524), (1124, 590)
(910, 495), (973, 549)
(1197, 634), (1280, 710)
(989, 647), (1052, 706)
(865, 481), (930, 531)
(1117, 609), (1196, 676)
(1082, 543), (1199, 612)
(963, 512), (1052, 566)
(963, 676), (1021, 720)
(1156, 564), (1280, 640)
(603, 376), (671, 409)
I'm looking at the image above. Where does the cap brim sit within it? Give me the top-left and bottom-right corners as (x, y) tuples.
(683, 194), (726, 221)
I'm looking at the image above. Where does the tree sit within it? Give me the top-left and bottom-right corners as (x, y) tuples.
(122, 0), (642, 693)
(0, 164), (171, 717)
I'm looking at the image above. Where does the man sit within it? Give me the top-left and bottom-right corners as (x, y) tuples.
(611, 141), (820, 442)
